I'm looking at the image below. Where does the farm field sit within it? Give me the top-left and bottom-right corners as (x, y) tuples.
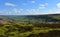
(0, 14), (60, 37)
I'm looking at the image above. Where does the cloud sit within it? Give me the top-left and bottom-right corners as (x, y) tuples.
(12, 8), (25, 15)
(12, 8), (18, 13)
(57, 3), (60, 8)
(39, 4), (46, 9)
(26, 9), (41, 15)
(0, 8), (60, 15)
(31, 1), (35, 3)
(45, 9), (60, 14)
(0, 8), (22, 15)
(0, 10), (10, 15)
(45, 3), (48, 5)
(5, 2), (16, 7)
(38, 3), (48, 9)
(51, 9), (60, 13)
(12, 8), (21, 14)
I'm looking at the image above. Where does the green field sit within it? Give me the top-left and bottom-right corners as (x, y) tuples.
(0, 14), (60, 37)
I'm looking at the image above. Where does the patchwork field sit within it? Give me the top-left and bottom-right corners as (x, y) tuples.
(0, 14), (60, 37)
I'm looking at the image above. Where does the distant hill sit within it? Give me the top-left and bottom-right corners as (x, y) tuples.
(0, 14), (60, 24)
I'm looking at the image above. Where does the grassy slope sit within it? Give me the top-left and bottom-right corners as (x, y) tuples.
(0, 14), (60, 37)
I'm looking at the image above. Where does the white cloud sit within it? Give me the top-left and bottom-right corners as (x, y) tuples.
(0, 8), (23, 15)
(31, 1), (35, 3)
(12, 8), (18, 13)
(39, 4), (46, 9)
(0, 10), (10, 15)
(45, 3), (48, 5)
(57, 3), (60, 8)
(40, 4), (45, 7)
(12, 8), (21, 14)
(0, 8), (60, 15)
(26, 9), (41, 15)
(38, 3), (48, 9)
(51, 9), (60, 13)
(45, 9), (60, 14)
(5, 2), (16, 7)
(12, 8), (25, 15)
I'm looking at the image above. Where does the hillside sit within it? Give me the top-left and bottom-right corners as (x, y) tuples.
(0, 14), (60, 37)
(1, 14), (60, 23)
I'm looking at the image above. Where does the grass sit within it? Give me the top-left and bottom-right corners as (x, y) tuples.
(0, 23), (60, 37)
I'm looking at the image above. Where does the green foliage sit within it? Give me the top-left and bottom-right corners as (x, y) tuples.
(0, 23), (60, 37)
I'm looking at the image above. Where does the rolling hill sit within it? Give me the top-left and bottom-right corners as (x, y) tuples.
(0, 14), (60, 37)
(0, 14), (60, 24)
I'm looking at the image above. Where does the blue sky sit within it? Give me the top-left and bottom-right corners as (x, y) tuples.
(0, 0), (60, 15)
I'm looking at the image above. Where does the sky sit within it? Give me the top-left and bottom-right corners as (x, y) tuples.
(0, 0), (60, 15)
